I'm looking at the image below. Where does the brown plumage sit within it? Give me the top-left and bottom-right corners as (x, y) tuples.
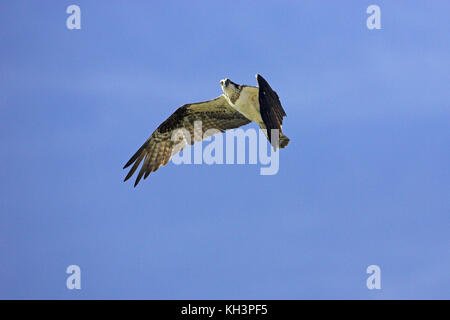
(123, 96), (250, 187)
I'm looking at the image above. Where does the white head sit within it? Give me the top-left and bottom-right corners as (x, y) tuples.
(220, 78), (240, 99)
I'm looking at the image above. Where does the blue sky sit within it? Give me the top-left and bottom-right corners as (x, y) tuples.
(0, 1), (449, 299)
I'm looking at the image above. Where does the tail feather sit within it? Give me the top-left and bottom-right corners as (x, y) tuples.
(260, 125), (290, 150)
(280, 133), (290, 149)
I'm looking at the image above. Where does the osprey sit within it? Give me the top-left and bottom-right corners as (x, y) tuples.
(123, 74), (290, 186)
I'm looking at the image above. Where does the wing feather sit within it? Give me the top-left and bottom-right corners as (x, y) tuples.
(124, 95), (250, 186)
(256, 74), (287, 148)
(124, 152), (145, 182)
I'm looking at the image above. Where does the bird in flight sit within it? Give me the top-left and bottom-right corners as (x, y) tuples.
(123, 74), (290, 186)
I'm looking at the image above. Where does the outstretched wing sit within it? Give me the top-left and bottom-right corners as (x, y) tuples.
(256, 74), (287, 147)
(123, 95), (251, 186)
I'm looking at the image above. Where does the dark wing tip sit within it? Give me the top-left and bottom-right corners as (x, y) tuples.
(123, 162), (131, 170)
(123, 144), (146, 169)
(123, 142), (148, 185)
(134, 167), (146, 187)
(256, 74), (270, 85)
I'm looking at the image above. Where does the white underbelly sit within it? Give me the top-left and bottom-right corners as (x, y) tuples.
(230, 87), (263, 124)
